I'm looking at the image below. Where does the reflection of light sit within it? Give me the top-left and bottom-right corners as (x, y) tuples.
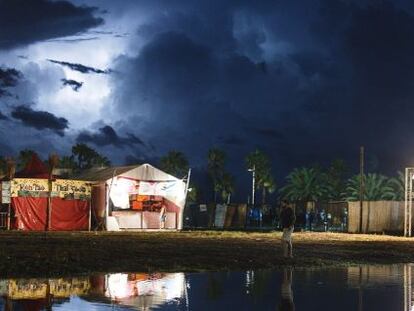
(245, 271), (254, 294)
(163, 273), (185, 300)
(105, 273), (185, 304)
(106, 274), (134, 299)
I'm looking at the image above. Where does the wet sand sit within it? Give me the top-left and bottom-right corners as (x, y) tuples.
(1, 230), (414, 277)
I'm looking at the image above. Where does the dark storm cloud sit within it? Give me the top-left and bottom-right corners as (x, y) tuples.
(77, 125), (145, 148)
(0, 111), (8, 120)
(218, 136), (245, 146)
(48, 59), (111, 74)
(108, 0), (414, 178)
(0, 67), (21, 97)
(0, 0), (103, 49)
(46, 37), (100, 43)
(61, 78), (83, 91)
(11, 105), (69, 136)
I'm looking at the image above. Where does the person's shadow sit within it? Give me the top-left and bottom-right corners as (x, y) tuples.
(278, 268), (295, 311)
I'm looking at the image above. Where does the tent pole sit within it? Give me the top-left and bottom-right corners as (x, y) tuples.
(88, 200), (92, 231)
(47, 179), (52, 231)
(185, 168), (192, 196)
(7, 202), (10, 230)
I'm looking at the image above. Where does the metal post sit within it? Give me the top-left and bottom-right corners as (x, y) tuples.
(88, 201), (92, 231)
(7, 203), (10, 230)
(359, 146), (364, 233)
(252, 165), (256, 206)
(410, 170), (412, 237)
(47, 179), (52, 231)
(405, 168), (409, 237)
(185, 168), (192, 197)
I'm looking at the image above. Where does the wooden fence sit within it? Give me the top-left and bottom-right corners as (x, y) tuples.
(348, 201), (405, 233)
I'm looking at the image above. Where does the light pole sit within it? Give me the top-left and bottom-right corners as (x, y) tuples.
(248, 165), (256, 207)
(404, 167), (414, 237)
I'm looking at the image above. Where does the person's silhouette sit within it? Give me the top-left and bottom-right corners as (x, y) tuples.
(278, 268), (295, 311)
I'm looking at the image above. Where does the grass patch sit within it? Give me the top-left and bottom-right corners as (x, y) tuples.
(1, 231), (414, 277)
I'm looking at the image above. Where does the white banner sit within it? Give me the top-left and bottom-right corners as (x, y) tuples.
(138, 181), (184, 197)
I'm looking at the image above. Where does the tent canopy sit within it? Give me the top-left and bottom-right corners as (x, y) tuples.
(15, 153), (49, 179)
(77, 163), (188, 209)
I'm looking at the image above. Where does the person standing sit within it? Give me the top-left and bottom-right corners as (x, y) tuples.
(280, 201), (296, 258)
(159, 205), (166, 229)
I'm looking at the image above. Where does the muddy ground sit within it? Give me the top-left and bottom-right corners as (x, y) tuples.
(1, 230), (414, 277)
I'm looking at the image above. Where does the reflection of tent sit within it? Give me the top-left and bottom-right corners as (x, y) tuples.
(8, 154), (91, 231)
(104, 273), (186, 309)
(77, 164), (188, 230)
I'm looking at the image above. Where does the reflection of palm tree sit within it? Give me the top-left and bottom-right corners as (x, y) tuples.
(278, 268), (294, 311)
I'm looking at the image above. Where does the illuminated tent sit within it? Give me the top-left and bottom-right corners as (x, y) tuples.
(78, 163), (188, 231)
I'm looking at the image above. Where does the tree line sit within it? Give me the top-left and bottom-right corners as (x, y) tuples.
(157, 150), (406, 204)
(0, 145), (406, 204)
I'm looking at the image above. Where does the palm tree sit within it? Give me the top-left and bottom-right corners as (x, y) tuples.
(245, 149), (273, 206)
(59, 155), (77, 170)
(345, 173), (394, 201)
(326, 159), (347, 201)
(72, 143), (96, 169)
(280, 167), (328, 203)
(387, 171), (404, 201)
(71, 143), (111, 170)
(159, 150), (189, 177)
(92, 154), (111, 168)
(262, 173), (276, 205)
(219, 172), (235, 203)
(0, 157), (7, 177)
(207, 148), (226, 202)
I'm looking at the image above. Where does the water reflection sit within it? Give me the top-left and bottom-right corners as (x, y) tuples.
(279, 268), (294, 311)
(0, 265), (413, 310)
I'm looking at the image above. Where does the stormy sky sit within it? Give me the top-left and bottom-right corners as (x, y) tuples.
(1, 0), (414, 188)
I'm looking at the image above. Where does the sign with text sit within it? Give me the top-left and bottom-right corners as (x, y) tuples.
(11, 178), (48, 197)
(1, 181), (10, 204)
(52, 179), (91, 200)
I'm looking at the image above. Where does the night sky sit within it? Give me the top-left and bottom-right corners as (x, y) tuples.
(1, 0), (414, 188)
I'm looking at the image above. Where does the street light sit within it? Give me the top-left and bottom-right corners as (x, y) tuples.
(248, 165), (256, 207)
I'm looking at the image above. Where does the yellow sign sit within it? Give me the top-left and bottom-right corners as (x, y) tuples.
(11, 178), (49, 197)
(7, 277), (90, 299)
(52, 179), (91, 199)
(8, 279), (48, 299)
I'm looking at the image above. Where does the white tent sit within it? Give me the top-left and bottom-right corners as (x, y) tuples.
(79, 164), (188, 231)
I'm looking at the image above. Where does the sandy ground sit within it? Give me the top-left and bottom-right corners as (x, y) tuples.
(1, 230), (414, 277)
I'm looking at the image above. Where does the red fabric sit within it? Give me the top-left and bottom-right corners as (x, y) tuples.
(12, 197), (48, 230)
(15, 153), (49, 178)
(50, 198), (89, 231)
(11, 197), (89, 231)
(164, 199), (180, 213)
